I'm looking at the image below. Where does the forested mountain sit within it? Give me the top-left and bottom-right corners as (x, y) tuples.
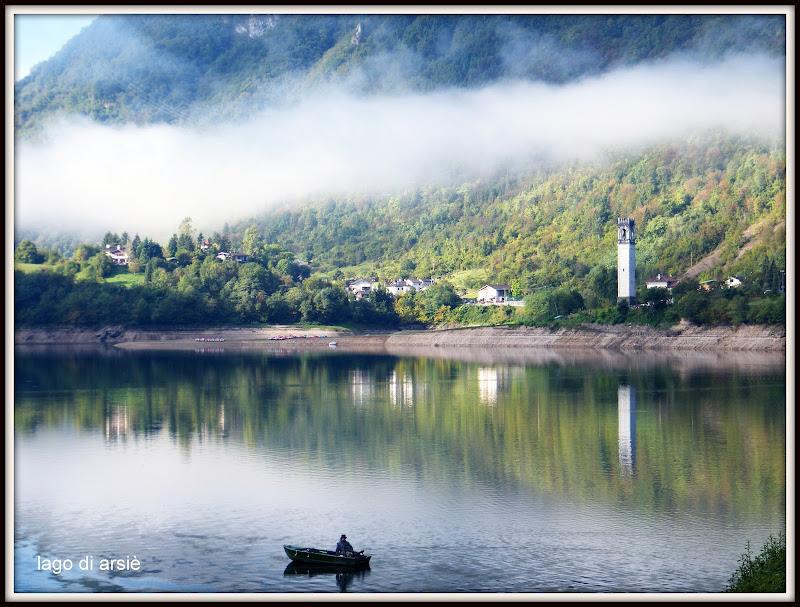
(14, 13), (785, 135)
(13, 12), (787, 329)
(234, 131), (786, 292)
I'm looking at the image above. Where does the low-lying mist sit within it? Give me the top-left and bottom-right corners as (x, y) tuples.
(14, 52), (785, 241)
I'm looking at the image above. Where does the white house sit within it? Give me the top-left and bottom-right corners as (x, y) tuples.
(104, 244), (129, 265)
(645, 273), (680, 290)
(347, 279), (377, 297)
(406, 278), (433, 290)
(725, 276), (743, 288)
(478, 285), (512, 303)
(387, 279), (415, 296)
(386, 278), (433, 297)
(217, 252), (248, 263)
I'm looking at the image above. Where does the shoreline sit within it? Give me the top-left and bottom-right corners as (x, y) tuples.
(13, 321), (787, 353)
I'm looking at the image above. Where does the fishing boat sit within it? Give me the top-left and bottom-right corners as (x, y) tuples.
(283, 545), (371, 568)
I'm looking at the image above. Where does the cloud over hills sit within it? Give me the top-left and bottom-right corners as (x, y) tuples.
(14, 52), (785, 239)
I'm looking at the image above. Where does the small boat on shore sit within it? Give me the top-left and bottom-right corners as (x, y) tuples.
(283, 545), (371, 568)
(328, 341), (338, 347)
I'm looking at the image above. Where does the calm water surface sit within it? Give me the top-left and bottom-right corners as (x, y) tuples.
(13, 345), (786, 594)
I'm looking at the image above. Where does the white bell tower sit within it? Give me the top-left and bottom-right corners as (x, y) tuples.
(617, 218), (636, 305)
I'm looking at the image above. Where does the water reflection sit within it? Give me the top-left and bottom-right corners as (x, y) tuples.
(13, 345), (787, 593)
(389, 370), (415, 408)
(283, 563), (371, 592)
(618, 385), (636, 477)
(477, 367), (502, 405)
(350, 370), (373, 406)
(104, 405), (129, 443)
(14, 346), (786, 516)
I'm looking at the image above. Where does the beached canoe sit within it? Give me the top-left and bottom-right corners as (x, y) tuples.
(283, 544), (371, 568)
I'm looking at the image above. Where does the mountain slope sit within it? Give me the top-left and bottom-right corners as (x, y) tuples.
(223, 132), (785, 296)
(14, 13), (786, 136)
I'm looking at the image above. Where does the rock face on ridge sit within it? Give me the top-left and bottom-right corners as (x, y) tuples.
(234, 15), (279, 38)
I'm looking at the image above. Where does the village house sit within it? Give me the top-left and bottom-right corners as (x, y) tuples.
(104, 244), (129, 265)
(724, 276), (743, 288)
(645, 273), (680, 290)
(386, 278), (433, 297)
(386, 279), (414, 296)
(347, 279), (377, 299)
(217, 252), (248, 263)
(477, 285), (512, 303)
(406, 278), (433, 290)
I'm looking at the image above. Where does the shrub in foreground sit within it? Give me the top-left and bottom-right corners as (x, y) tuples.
(725, 533), (786, 593)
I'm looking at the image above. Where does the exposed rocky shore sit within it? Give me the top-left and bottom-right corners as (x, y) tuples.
(386, 321), (787, 352)
(13, 321), (787, 352)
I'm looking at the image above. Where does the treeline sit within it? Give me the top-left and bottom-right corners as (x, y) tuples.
(15, 231), (784, 329)
(14, 224), (392, 327)
(520, 278), (785, 327)
(14, 228), (469, 328)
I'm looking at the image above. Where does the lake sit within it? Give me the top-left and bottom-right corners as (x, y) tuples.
(13, 344), (786, 594)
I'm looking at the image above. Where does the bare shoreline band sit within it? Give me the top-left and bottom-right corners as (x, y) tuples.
(14, 322), (786, 353)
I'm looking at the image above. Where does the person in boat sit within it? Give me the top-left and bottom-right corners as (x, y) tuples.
(336, 534), (354, 556)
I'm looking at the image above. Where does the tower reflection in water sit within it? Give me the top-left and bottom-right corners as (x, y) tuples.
(618, 384), (636, 476)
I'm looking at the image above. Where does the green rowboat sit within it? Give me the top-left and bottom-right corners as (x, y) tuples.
(283, 544), (371, 568)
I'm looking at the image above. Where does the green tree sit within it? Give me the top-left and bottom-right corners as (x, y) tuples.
(15, 239), (43, 263)
(524, 290), (552, 323)
(242, 225), (265, 263)
(73, 244), (100, 263)
(643, 286), (671, 311)
(177, 217), (195, 253)
(199, 256), (236, 295)
(130, 234), (141, 259)
(137, 238), (164, 265)
(312, 286), (349, 324)
(175, 250), (193, 266)
(418, 282), (462, 322)
(394, 291), (418, 323)
(102, 231), (121, 245)
(167, 234), (179, 257)
(224, 263), (279, 322)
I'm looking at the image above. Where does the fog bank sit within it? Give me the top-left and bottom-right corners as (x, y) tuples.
(14, 53), (785, 239)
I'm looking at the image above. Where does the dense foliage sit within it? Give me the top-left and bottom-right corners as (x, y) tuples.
(233, 132), (786, 307)
(726, 534), (786, 593)
(15, 13), (785, 135)
(14, 204), (785, 329)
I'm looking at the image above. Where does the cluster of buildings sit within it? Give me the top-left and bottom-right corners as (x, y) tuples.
(101, 219), (749, 312)
(104, 243), (248, 265)
(346, 277), (434, 299)
(346, 277), (520, 305)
